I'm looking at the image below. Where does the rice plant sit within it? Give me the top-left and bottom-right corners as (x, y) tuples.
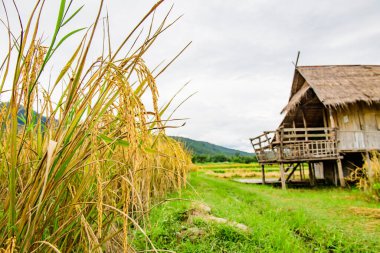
(348, 151), (380, 201)
(0, 1), (191, 252)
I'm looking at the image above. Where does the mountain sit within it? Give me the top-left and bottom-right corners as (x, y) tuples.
(171, 136), (254, 157)
(0, 102), (48, 125)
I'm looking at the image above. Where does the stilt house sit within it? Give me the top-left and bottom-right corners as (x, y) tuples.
(250, 65), (380, 188)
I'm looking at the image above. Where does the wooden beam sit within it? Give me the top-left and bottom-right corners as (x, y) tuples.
(261, 164), (266, 185)
(329, 107), (336, 128)
(308, 162), (316, 186)
(286, 163), (300, 182)
(279, 127), (284, 160)
(323, 109), (329, 140)
(301, 109), (308, 141)
(280, 163), (286, 190)
(336, 159), (345, 187)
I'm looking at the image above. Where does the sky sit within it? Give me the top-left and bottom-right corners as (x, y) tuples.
(1, 0), (380, 152)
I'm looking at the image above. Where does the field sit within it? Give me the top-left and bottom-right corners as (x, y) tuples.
(136, 165), (380, 252)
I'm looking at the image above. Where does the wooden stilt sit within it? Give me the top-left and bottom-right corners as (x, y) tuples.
(336, 159), (345, 187)
(261, 164), (266, 184)
(280, 163), (286, 190)
(333, 164), (338, 186)
(309, 162), (316, 186)
(366, 151), (374, 185)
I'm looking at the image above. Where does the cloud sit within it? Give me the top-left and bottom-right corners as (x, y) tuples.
(2, 0), (380, 152)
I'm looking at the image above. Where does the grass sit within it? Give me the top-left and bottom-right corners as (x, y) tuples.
(0, 1), (191, 252)
(137, 171), (380, 252)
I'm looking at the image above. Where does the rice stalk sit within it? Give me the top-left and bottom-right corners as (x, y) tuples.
(348, 151), (380, 201)
(0, 0), (191, 252)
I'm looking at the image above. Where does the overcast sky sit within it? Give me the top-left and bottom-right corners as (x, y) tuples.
(2, 0), (380, 152)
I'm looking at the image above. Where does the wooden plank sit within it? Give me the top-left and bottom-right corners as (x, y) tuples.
(282, 127), (334, 132)
(282, 140), (335, 144)
(280, 163), (286, 190)
(282, 133), (334, 139)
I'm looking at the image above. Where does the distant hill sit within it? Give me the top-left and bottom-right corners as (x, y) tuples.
(0, 102), (48, 125)
(171, 136), (254, 157)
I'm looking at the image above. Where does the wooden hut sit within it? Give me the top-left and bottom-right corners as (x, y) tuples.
(250, 65), (380, 188)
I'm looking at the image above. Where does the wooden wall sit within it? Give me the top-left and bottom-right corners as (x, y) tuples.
(331, 103), (380, 151)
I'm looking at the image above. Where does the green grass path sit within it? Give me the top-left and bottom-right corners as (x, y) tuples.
(136, 172), (380, 252)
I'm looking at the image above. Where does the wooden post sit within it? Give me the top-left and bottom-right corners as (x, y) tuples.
(261, 164), (266, 184)
(280, 163), (286, 190)
(336, 159), (345, 187)
(329, 107), (336, 128)
(322, 109), (329, 140)
(308, 162), (315, 186)
(279, 127), (284, 160)
(366, 151), (374, 185)
(302, 110), (308, 141)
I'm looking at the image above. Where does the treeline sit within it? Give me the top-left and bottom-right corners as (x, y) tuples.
(192, 154), (257, 164)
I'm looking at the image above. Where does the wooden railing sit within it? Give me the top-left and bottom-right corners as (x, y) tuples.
(250, 131), (277, 162)
(250, 127), (338, 163)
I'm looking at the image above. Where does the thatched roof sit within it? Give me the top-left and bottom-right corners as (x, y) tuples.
(283, 65), (380, 114)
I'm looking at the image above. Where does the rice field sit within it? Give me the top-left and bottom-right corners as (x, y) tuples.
(0, 1), (191, 252)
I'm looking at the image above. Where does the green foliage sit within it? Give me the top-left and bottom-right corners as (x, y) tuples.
(172, 136), (255, 155)
(192, 154), (257, 164)
(171, 136), (257, 164)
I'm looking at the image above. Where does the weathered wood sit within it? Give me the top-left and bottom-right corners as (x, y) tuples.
(329, 107), (336, 128)
(337, 130), (380, 151)
(323, 109), (329, 140)
(286, 163), (300, 182)
(282, 127), (334, 132)
(366, 151), (374, 185)
(282, 133), (335, 139)
(302, 109), (308, 141)
(261, 164), (266, 185)
(280, 163), (286, 190)
(251, 127), (339, 164)
(309, 162), (316, 186)
(336, 159), (345, 187)
(280, 127), (284, 160)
